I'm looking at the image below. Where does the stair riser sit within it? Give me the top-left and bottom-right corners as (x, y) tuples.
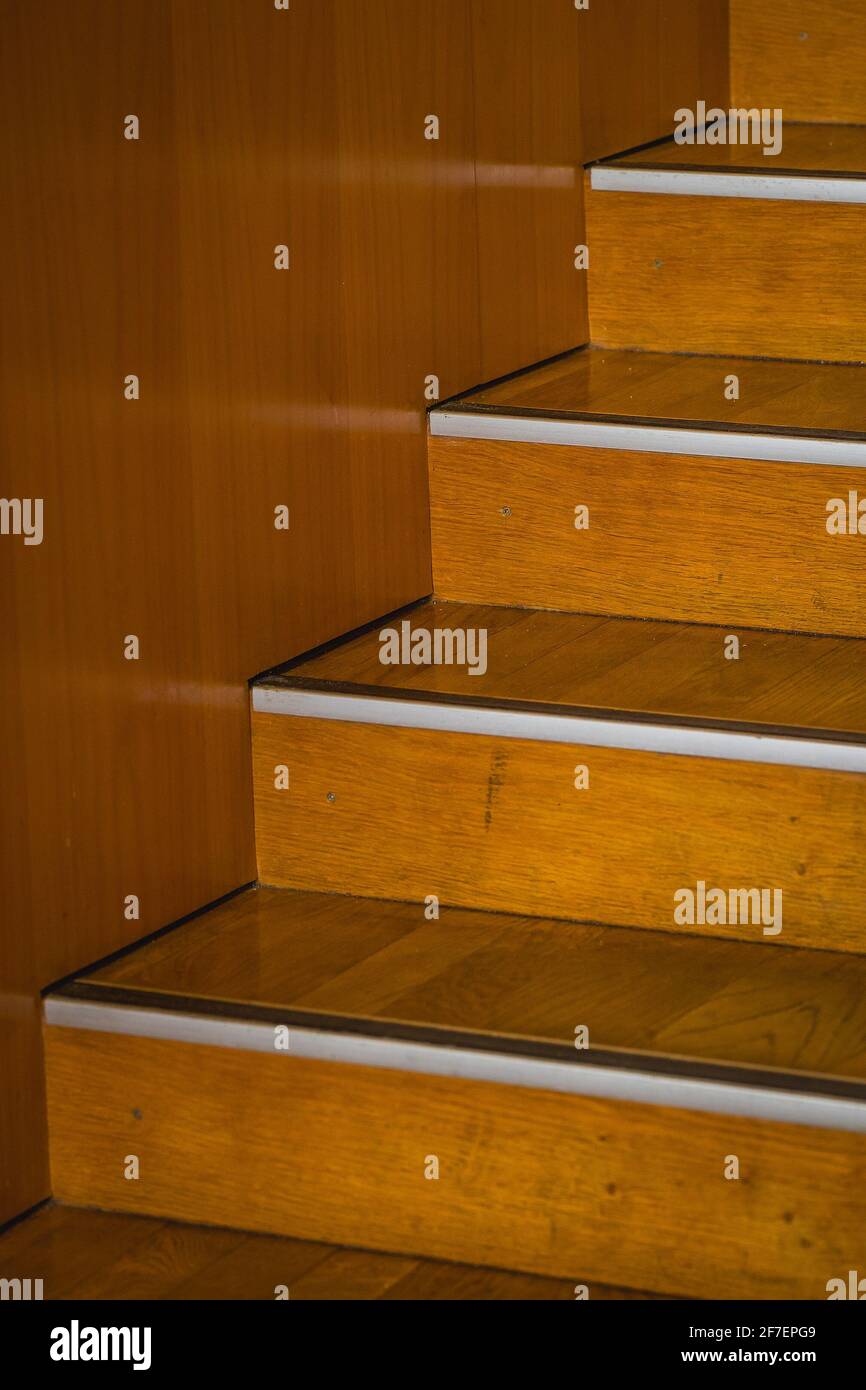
(429, 438), (866, 637)
(586, 181), (866, 362)
(45, 1026), (866, 1301)
(253, 713), (866, 953)
(731, 0), (866, 125)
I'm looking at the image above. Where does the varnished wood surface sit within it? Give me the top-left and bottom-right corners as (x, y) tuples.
(430, 440), (866, 637)
(456, 346), (866, 438)
(253, 714), (866, 954)
(0, 549), (50, 1222)
(586, 178), (866, 361)
(2, 0), (444, 994)
(579, 1), (730, 163)
(45, 1029), (866, 1299)
(87, 886), (866, 1084)
(616, 122), (866, 175)
(271, 601), (866, 739)
(470, 1), (587, 382)
(1, 1), (595, 1220)
(0, 0), (605, 992)
(1, 1203), (633, 1300)
(731, 0), (866, 126)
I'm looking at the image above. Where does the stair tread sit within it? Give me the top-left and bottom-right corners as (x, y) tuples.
(443, 345), (866, 439)
(612, 122), (866, 177)
(259, 600), (866, 741)
(79, 886), (866, 1087)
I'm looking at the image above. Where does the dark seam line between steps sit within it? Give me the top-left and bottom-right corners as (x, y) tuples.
(0, 1197), (52, 1240)
(50, 980), (866, 1106)
(431, 343), (589, 411)
(41, 881), (257, 998)
(250, 595), (431, 684)
(586, 131), (680, 167)
(256, 677), (866, 747)
(438, 403), (866, 443)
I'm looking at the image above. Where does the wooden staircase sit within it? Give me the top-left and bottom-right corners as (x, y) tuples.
(43, 66), (866, 1299)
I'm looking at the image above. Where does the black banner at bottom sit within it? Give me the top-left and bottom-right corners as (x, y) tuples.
(3, 1297), (861, 1374)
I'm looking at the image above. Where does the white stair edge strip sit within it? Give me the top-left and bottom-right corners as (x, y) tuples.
(590, 165), (866, 204)
(251, 686), (866, 776)
(429, 408), (866, 468)
(43, 995), (866, 1136)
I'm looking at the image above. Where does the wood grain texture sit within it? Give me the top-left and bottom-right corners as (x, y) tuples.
(0, 531), (50, 1221)
(461, 345), (866, 435)
(470, 0), (587, 381)
(89, 886), (866, 1083)
(586, 177), (866, 361)
(731, 0), (866, 125)
(274, 600), (866, 739)
(429, 438), (866, 637)
(0, 0), (605, 991)
(2, 0), (443, 989)
(0, 1), (595, 1219)
(579, 1), (730, 163)
(253, 714), (866, 953)
(44, 1028), (866, 1299)
(0, 1204), (618, 1300)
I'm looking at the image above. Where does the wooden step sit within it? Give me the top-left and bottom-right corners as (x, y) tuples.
(430, 348), (866, 636)
(585, 124), (866, 361)
(74, 888), (866, 1083)
(44, 887), (866, 1299)
(251, 600), (866, 954)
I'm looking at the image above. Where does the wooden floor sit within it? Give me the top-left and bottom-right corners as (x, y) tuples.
(453, 345), (866, 438)
(85, 886), (866, 1083)
(614, 122), (866, 175)
(0, 1204), (654, 1300)
(266, 599), (866, 740)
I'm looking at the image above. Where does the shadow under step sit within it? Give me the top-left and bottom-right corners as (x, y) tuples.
(44, 886), (866, 1300)
(252, 600), (866, 953)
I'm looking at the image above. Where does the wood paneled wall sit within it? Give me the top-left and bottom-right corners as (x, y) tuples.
(580, 0), (730, 163)
(0, 0), (589, 1225)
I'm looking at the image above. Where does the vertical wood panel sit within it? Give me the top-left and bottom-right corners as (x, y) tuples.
(0, 570), (50, 1224)
(660, 0), (731, 126)
(579, 0), (660, 163)
(0, 2), (596, 1219)
(471, 0), (588, 382)
(579, 0), (730, 163)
